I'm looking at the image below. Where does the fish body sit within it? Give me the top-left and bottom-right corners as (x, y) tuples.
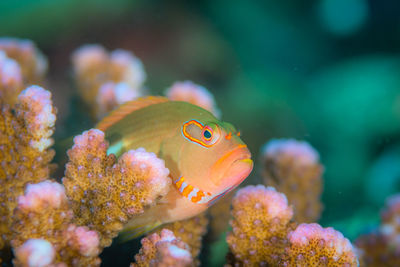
(97, 96), (253, 238)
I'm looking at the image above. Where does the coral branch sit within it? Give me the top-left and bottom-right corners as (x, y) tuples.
(0, 86), (56, 249)
(0, 51), (23, 105)
(226, 185), (295, 265)
(285, 223), (358, 266)
(226, 185), (358, 266)
(261, 139), (324, 223)
(0, 37), (47, 86)
(13, 239), (55, 267)
(155, 213), (208, 265)
(131, 229), (193, 267)
(165, 81), (220, 118)
(63, 129), (171, 247)
(72, 44), (146, 119)
(10, 180), (101, 266)
(355, 194), (400, 266)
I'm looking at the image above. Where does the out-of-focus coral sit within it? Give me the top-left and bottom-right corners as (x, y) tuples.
(0, 51), (24, 105)
(285, 223), (358, 266)
(226, 185), (358, 266)
(11, 180), (101, 266)
(72, 44), (146, 119)
(0, 37), (47, 86)
(207, 191), (234, 240)
(226, 185), (296, 265)
(355, 194), (400, 266)
(63, 129), (171, 247)
(165, 81), (221, 118)
(0, 86), (56, 249)
(13, 239), (55, 267)
(131, 229), (193, 267)
(156, 213), (208, 265)
(261, 139), (324, 223)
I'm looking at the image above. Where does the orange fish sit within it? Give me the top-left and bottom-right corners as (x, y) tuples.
(96, 96), (253, 239)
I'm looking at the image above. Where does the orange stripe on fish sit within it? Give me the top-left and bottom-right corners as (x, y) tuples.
(190, 190), (205, 203)
(173, 176), (214, 203)
(182, 184), (194, 197)
(174, 176), (184, 189)
(182, 120), (214, 148)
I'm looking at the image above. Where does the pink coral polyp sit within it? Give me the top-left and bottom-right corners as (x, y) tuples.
(18, 180), (66, 210)
(234, 185), (293, 221)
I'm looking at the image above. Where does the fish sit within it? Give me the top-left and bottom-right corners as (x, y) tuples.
(96, 96), (253, 240)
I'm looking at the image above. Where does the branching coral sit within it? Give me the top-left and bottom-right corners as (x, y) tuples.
(285, 223), (358, 266)
(165, 81), (220, 118)
(0, 51), (24, 105)
(0, 37), (47, 86)
(13, 239), (56, 267)
(226, 185), (296, 265)
(63, 129), (171, 247)
(72, 44), (146, 119)
(11, 180), (101, 266)
(226, 185), (358, 266)
(131, 229), (193, 267)
(0, 86), (56, 249)
(155, 212), (209, 265)
(355, 194), (400, 266)
(261, 139), (324, 223)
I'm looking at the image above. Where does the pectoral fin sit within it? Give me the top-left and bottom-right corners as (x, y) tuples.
(118, 221), (162, 242)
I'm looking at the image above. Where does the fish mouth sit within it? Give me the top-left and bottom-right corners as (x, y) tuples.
(210, 145), (253, 186)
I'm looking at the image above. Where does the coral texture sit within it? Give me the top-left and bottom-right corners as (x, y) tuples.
(0, 37), (47, 86)
(72, 44), (146, 119)
(261, 139), (324, 223)
(355, 194), (400, 266)
(63, 129), (171, 247)
(165, 81), (220, 118)
(285, 223), (358, 266)
(0, 86), (56, 249)
(226, 185), (295, 265)
(226, 185), (358, 266)
(11, 180), (101, 266)
(131, 229), (193, 267)
(156, 213), (209, 265)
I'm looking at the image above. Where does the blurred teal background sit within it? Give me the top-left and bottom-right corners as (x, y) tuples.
(1, 0), (400, 265)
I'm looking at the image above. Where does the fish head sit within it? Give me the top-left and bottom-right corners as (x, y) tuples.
(177, 119), (253, 205)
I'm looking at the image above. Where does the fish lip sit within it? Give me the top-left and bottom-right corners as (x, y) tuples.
(210, 145), (253, 186)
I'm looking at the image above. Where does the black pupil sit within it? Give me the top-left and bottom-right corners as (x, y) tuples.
(204, 130), (212, 139)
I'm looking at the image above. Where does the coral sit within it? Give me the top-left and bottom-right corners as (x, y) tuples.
(13, 239), (55, 267)
(285, 223), (358, 266)
(165, 81), (220, 118)
(11, 180), (101, 266)
(0, 86), (56, 249)
(355, 194), (400, 266)
(0, 51), (24, 105)
(131, 229), (193, 267)
(0, 37), (47, 86)
(63, 129), (171, 247)
(156, 212), (208, 265)
(261, 139), (324, 223)
(226, 185), (296, 266)
(226, 185), (358, 266)
(72, 44), (146, 119)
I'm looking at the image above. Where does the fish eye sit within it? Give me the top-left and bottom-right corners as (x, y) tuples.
(203, 128), (212, 140)
(201, 124), (220, 146)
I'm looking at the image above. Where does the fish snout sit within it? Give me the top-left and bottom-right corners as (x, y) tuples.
(210, 145), (253, 187)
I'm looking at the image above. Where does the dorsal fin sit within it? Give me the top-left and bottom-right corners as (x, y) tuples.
(96, 96), (169, 131)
